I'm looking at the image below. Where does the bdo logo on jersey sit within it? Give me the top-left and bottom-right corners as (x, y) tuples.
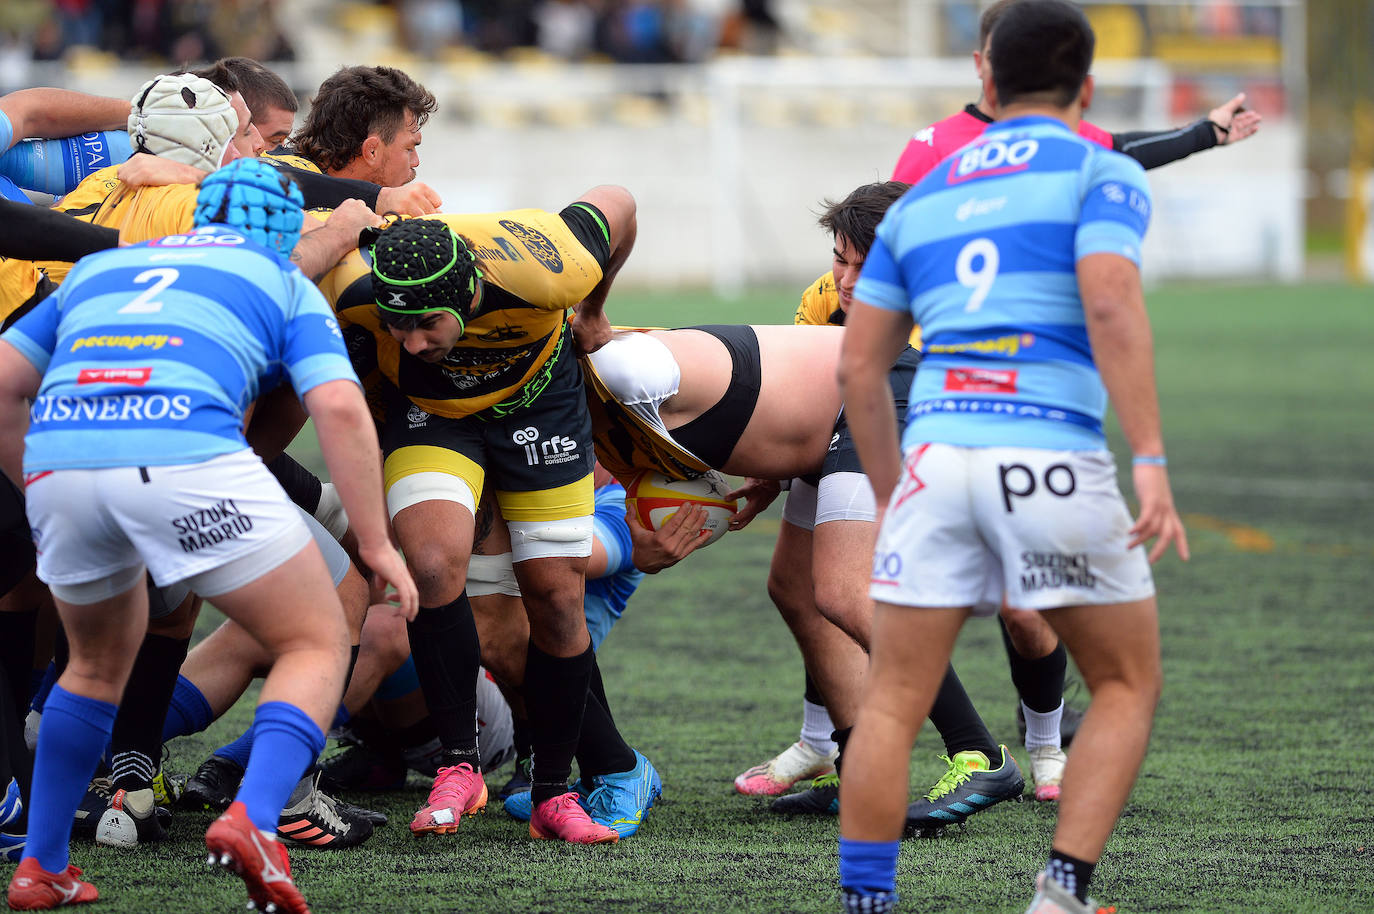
(949, 138), (1039, 183)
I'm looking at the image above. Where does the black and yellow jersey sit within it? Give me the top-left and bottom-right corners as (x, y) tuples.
(261, 152), (322, 173)
(34, 165), (197, 286)
(0, 257), (45, 328)
(794, 270), (922, 349)
(321, 206), (609, 420)
(794, 272), (847, 327)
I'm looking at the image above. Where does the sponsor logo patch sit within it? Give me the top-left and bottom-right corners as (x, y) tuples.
(77, 367), (152, 386)
(944, 367), (1018, 394)
(70, 334), (183, 352)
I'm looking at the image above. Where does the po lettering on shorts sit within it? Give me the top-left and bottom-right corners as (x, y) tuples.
(170, 498), (255, 553)
(998, 461), (1076, 513)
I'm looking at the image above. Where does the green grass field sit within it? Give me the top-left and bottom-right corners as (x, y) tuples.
(57, 281), (1374, 912)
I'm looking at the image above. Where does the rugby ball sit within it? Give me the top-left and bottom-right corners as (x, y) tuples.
(624, 471), (739, 547)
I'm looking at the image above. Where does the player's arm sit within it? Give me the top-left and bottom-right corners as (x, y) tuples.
(0, 340), (42, 485)
(1078, 255), (1188, 563)
(291, 199), (382, 281)
(570, 185), (636, 356)
(836, 301), (911, 511)
(302, 378), (417, 616)
(1112, 93), (1261, 170)
(0, 88), (129, 150)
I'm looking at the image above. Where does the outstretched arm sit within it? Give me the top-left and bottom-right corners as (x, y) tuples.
(1112, 93), (1262, 170)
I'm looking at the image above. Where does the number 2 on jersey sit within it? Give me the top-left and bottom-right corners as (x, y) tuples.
(118, 268), (180, 314)
(955, 238), (998, 312)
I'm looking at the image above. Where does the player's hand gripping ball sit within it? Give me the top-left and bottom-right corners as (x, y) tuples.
(625, 470), (740, 547)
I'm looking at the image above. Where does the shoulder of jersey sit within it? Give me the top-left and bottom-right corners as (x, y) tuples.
(261, 152), (323, 174)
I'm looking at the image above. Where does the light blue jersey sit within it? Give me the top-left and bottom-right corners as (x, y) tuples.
(3, 226), (357, 472)
(855, 115), (1152, 451)
(585, 480), (645, 649)
(0, 111), (28, 203)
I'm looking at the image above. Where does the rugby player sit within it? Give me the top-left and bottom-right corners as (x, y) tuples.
(887, 0), (1238, 799)
(0, 158), (416, 913)
(114, 62), (444, 217)
(317, 190), (641, 844)
(891, 0), (1262, 183)
(743, 183), (1024, 827)
(323, 461), (700, 840)
(836, 4), (1187, 911)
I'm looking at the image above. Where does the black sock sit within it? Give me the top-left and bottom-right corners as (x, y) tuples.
(109, 633), (189, 791)
(0, 609), (36, 721)
(345, 643), (360, 691)
(927, 664), (1000, 760)
(999, 617), (1067, 713)
(395, 715), (438, 752)
(524, 641), (592, 805)
(574, 689), (635, 780)
(588, 658), (613, 721)
(803, 670), (824, 706)
(406, 594), (481, 757)
(831, 726), (852, 775)
(1047, 849), (1096, 902)
(512, 713), (531, 761)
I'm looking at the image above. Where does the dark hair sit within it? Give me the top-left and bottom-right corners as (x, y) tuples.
(218, 57), (297, 118)
(292, 66), (437, 173)
(989, 0), (1094, 109)
(817, 181), (910, 257)
(978, 0), (1020, 50)
(183, 61), (241, 95)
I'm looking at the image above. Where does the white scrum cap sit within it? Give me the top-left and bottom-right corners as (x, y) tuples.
(127, 73), (238, 172)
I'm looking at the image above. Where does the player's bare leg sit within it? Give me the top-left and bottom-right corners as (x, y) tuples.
(1040, 598), (1161, 860)
(839, 603), (968, 840)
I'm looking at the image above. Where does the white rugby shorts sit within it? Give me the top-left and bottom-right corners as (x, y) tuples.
(780, 473), (878, 532)
(26, 449), (312, 602)
(870, 443), (1155, 614)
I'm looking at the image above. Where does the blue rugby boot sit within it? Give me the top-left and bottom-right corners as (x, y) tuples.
(580, 750), (661, 838)
(503, 789), (533, 822)
(904, 745), (1024, 837)
(0, 777), (20, 827)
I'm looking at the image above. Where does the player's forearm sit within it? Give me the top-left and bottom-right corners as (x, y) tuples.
(1112, 120), (1216, 171)
(304, 380), (392, 553)
(0, 397), (26, 485)
(1080, 258), (1165, 456)
(2, 89), (130, 142)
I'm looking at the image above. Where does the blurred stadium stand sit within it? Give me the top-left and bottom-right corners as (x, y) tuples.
(2, 1), (1365, 286)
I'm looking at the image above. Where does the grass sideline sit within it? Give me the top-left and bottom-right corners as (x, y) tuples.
(54, 282), (1374, 912)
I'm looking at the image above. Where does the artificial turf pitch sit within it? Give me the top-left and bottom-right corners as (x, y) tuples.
(45, 281), (1374, 912)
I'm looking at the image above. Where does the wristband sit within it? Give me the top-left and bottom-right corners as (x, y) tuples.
(1132, 455), (1167, 467)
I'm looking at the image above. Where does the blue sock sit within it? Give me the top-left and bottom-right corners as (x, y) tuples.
(839, 836), (900, 895)
(236, 702), (325, 833)
(27, 686), (117, 873)
(213, 727), (255, 769)
(29, 663), (56, 712)
(375, 655), (420, 701)
(161, 675), (215, 743)
(330, 704), (350, 732)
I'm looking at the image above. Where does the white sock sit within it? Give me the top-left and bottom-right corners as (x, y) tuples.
(800, 699), (837, 755)
(1022, 700), (1063, 751)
